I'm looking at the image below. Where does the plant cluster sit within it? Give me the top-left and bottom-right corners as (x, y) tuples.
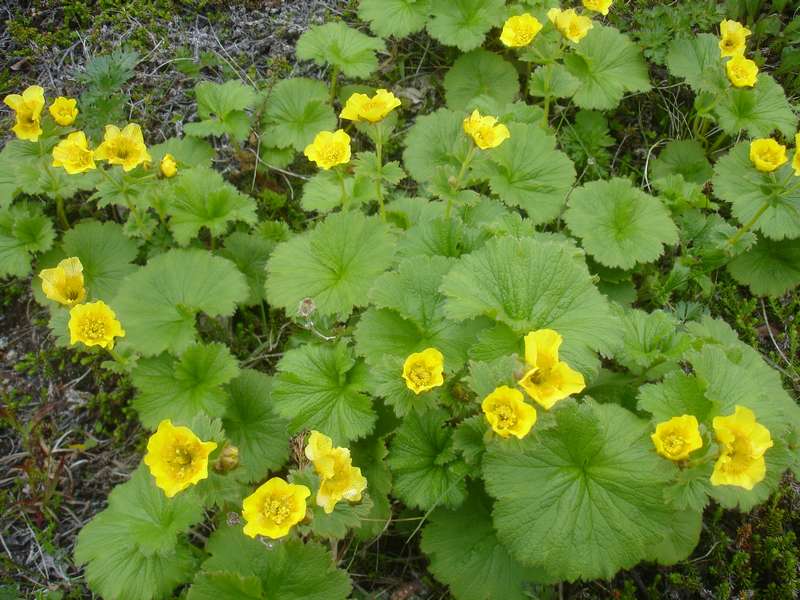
(1, 0), (799, 598)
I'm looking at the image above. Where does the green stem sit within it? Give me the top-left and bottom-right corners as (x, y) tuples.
(445, 145), (477, 220)
(337, 168), (349, 210)
(329, 65), (340, 104)
(55, 194), (70, 229)
(727, 201), (770, 247)
(373, 123), (386, 221)
(105, 347), (125, 365)
(709, 133), (730, 154)
(542, 94), (551, 128)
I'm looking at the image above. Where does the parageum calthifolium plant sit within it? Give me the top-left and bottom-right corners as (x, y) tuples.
(2, 0), (800, 598)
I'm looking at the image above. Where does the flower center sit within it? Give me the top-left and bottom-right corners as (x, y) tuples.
(408, 363), (432, 387)
(167, 444), (196, 479)
(264, 498), (291, 524)
(512, 26), (533, 45)
(524, 367), (546, 386)
(79, 316), (106, 340)
(493, 404), (517, 429)
(322, 144), (344, 163)
(663, 434), (686, 455)
(723, 38), (735, 49)
(68, 146), (91, 166)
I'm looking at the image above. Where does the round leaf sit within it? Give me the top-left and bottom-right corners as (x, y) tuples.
(444, 49), (519, 111)
(565, 177), (679, 269)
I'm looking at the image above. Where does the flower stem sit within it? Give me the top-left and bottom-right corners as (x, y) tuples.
(55, 194), (70, 229)
(338, 168), (349, 210)
(329, 65), (340, 104)
(105, 347), (125, 364)
(446, 145), (477, 220)
(726, 201), (770, 247)
(373, 123), (386, 222)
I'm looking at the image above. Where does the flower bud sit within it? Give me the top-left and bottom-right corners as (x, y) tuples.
(213, 444), (240, 473)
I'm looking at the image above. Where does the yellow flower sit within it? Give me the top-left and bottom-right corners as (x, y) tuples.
(52, 131), (96, 174)
(39, 257), (87, 306)
(547, 8), (593, 43)
(499, 14), (543, 48)
(650, 415), (703, 461)
(719, 20), (751, 58)
(726, 54), (758, 88)
(94, 123), (152, 171)
(68, 300), (125, 349)
(49, 96), (79, 126)
(242, 477), (310, 539)
(303, 129), (351, 170)
(143, 419), (217, 497)
(340, 89), (401, 123)
(402, 347), (445, 394)
(749, 138), (787, 172)
(160, 153), (178, 178)
(4, 85), (45, 141)
(517, 329), (585, 409)
(582, 0), (612, 16)
(481, 385), (537, 439)
(462, 110), (511, 150)
(303, 430), (367, 514)
(793, 133), (800, 177)
(711, 406), (773, 490)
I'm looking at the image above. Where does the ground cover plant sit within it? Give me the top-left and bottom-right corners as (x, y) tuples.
(1, 0), (800, 598)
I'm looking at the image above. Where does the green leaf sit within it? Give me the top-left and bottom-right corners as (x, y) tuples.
(265, 212), (395, 318)
(369, 255), (453, 327)
(75, 464), (203, 600)
(650, 140), (713, 184)
(358, 0), (431, 38)
(422, 489), (544, 600)
(452, 416), (487, 466)
(219, 232), (273, 306)
(296, 22), (386, 78)
(351, 432), (393, 539)
(564, 24), (651, 110)
(613, 306), (691, 376)
(113, 249), (248, 356)
(398, 216), (487, 259)
(403, 109), (473, 183)
(0, 202), (55, 278)
(185, 80), (258, 142)
(167, 167), (257, 246)
(483, 400), (679, 581)
(353, 151), (406, 185)
(149, 137), (215, 168)
(444, 49), (519, 111)
(727, 236), (800, 296)
(665, 34), (727, 93)
(712, 142), (800, 241)
(427, 0), (505, 52)
(528, 63), (580, 99)
(188, 572), (264, 600)
(474, 122), (575, 225)
(387, 408), (468, 510)
(565, 177), (679, 269)
(262, 78), (336, 151)
(223, 370), (290, 481)
(716, 75), (797, 138)
(272, 341), (376, 444)
(645, 508), (703, 566)
(465, 356), (520, 399)
(132, 343), (240, 428)
(194, 526), (351, 600)
(300, 171), (373, 214)
(637, 371), (714, 423)
(440, 236), (619, 367)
